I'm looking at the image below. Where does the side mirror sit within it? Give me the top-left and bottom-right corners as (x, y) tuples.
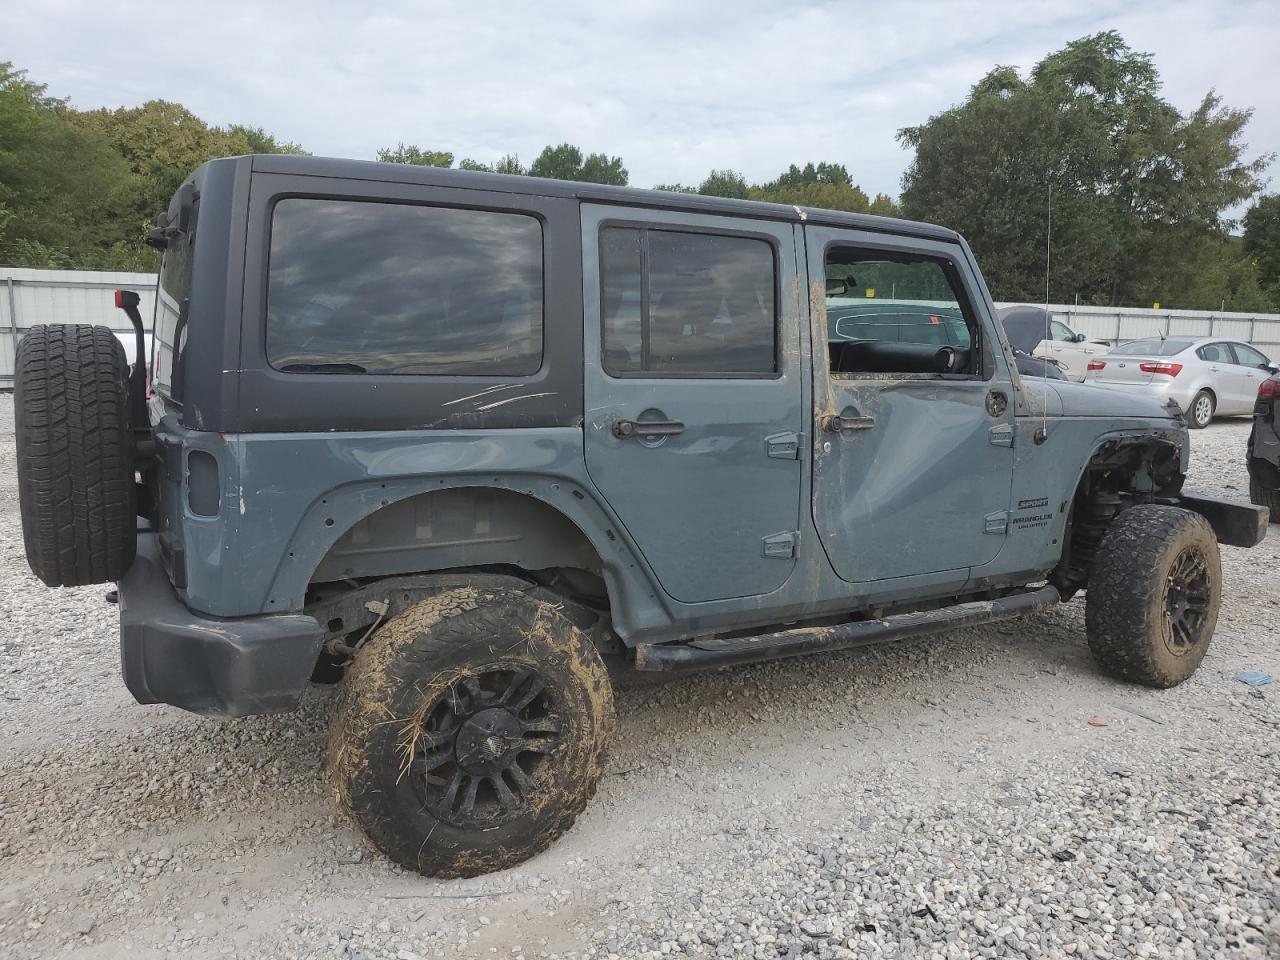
(825, 278), (848, 297)
(1073, 333), (1087, 343)
(1265, 363), (1279, 374)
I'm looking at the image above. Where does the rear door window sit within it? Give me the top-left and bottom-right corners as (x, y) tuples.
(1196, 343), (1233, 363)
(599, 227), (776, 376)
(266, 198), (543, 376)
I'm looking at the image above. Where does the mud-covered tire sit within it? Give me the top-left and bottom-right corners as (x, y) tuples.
(1188, 389), (1214, 429)
(1248, 472), (1280, 523)
(15, 324), (136, 587)
(1085, 505), (1220, 688)
(329, 586), (615, 878)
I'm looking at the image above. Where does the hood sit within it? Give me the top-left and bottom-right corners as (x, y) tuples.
(1049, 378), (1177, 417)
(1029, 378), (1178, 420)
(998, 306), (1051, 355)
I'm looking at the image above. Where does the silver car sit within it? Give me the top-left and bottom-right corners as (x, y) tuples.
(1085, 336), (1278, 428)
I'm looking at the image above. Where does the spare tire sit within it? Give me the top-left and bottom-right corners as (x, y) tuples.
(15, 325), (137, 587)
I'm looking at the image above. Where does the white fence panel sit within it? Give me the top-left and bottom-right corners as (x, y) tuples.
(2, 268), (156, 384)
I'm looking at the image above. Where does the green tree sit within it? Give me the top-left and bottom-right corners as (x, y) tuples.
(229, 124), (308, 155)
(455, 154), (526, 175)
(750, 162), (877, 213)
(1243, 195), (1280, 298)
(492, 154), (526, 176)
(528, 143), (628, 185)
(697, 169), (749, 199)
(898, 32), (1270, 307)
(0, 63), (144, 268)
(375, 143), (454, 167)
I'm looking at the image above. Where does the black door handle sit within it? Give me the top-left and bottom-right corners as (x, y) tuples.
(821, 414), (874, 433)
(613, 418), (685, 439)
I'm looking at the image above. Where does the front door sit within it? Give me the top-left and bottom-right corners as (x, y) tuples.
(581, 205), (804, 603)
(808, 227), (1015, 583)
(1230, 342), (1273, 414)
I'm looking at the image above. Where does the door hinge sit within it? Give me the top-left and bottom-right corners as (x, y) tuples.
(762, 530), (799, 558)
(984, 511), (1009, 535)
(765, 431), (802, 460)
(989, 423), (1014, 447)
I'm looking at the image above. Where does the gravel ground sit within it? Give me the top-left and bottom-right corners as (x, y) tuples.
(0, 394), (1277, 960)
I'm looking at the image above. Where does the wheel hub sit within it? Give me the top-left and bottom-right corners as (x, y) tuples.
(409, 665), (564, 827)
(455, 708), (523, 773)
(1163, 547), (1211, 655)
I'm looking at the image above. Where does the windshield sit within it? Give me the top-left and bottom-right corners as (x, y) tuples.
(1109, 338), (1191, 357)
(151, 223), (195, 401)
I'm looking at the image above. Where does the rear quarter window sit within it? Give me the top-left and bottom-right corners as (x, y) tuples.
(152, 226), (195, 400)
(266, 198), (544, 376)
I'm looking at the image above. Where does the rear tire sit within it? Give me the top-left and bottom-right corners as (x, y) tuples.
(1249, 472), (1280, 523)
(15, 325), (137, 587)
(329, 586), (615, 878)
(1085, 505), (1220, 688)
(1188, 389), (1214, 429)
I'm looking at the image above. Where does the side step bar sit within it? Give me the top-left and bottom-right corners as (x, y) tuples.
(634, 585), (1061, 673)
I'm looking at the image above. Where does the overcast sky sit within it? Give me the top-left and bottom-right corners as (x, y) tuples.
(9, 0), (1278, 205)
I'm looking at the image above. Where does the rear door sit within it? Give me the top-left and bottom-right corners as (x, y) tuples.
(1196, 342), (1247, 412)
(807, 227), (1015, 582)
(581, 205), (804, 603)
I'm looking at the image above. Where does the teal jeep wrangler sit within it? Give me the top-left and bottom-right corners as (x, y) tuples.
(14, 155), (1267, 877)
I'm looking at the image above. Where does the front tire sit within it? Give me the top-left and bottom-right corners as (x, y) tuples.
(1188, 389), (1215, 429)
(1085, 505), (1220, 688)
(329, 586), (615, 878)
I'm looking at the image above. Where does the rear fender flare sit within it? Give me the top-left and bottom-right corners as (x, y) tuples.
(262, 475), (672, 639)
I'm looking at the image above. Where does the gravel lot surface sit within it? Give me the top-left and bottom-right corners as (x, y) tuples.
(0, 394), (1277, 959)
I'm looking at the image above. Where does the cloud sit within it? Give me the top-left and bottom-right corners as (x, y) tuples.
(8, 0), (1277, 201)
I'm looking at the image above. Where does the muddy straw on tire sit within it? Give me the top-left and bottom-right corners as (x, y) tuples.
(329, 586), (615, 878)
(15, 325), (137, 587)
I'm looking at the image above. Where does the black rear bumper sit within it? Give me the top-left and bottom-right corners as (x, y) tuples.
(1177, 493), (1269, 547)
(119, 533), (325, 717)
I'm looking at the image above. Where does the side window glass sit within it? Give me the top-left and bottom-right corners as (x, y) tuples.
(1198, 343), (1229, 363)
(600, 227), (776, 376)
(1050, 320), (1075, 342)
(1232, 343), (1269, 367)
(825, 248), (979, 376)
(267, 199), (543, 376)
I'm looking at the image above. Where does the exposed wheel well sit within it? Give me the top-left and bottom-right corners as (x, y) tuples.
(301, 487), (624, 682)
(1051, 435), (1186, 598)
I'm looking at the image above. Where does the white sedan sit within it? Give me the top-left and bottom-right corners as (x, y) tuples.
(1084, 336), (1278, 428)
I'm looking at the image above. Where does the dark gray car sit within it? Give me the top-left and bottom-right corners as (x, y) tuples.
(12, 155), (1267, 878)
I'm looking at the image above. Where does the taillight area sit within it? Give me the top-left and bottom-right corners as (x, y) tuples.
(1260, 377), (1279, 398)
(1139, 361), (1182, 376)
(1087, 360), (1106, 372)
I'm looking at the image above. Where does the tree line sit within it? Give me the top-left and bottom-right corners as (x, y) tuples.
(2, 32), (1278, 312)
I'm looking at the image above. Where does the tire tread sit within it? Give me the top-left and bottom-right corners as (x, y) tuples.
(15, 324), (136, 587)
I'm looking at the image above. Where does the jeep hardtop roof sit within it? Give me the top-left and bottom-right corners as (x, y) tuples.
(243, 154), (961, 243)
